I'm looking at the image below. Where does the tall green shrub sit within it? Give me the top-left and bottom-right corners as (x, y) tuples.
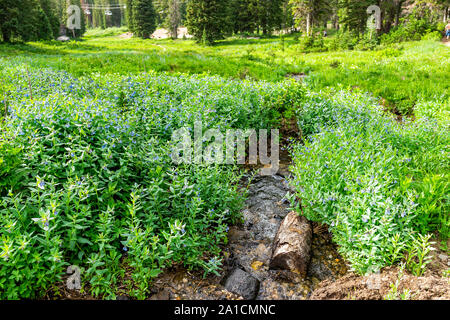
(131, 0), (156, 38)
(185, 0), (232, 44)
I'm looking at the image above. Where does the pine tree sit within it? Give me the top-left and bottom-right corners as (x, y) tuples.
(131, 0), (157, 38)
(167, 0), (182, 39)
(256, 0), (283, 35)
(154, 0), (169, 25)
(35, 1), (54, 40)
(185, 0), (232, 44)
(39, 0), (59, 38)
(337, 0), (374, 33)
(290, 0), (330, 35)
(0, 0), (20, 42)
(126, 0), (135, 30)
(0, 0), (57, 42)
(231, 0), (258, 34)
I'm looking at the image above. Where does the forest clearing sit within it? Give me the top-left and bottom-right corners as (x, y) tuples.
(0, 0), (449, 304)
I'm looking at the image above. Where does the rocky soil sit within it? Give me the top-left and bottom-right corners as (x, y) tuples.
(311, 267), (450, 300)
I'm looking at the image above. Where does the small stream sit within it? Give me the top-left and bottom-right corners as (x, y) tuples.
(148, 155), (348, 300)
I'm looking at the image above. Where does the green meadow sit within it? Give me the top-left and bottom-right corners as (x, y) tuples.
(0, 29), (448, 299)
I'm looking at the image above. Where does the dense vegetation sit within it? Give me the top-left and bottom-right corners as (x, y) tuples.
(0, 60), (302, 298)
(289, 89), (448, 274)
(1, 30), (448, 116)
(0, 0), (448, 301)
(2, 0), (449, 42)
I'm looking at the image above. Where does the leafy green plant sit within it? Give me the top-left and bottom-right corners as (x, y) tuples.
(289, 89), (448, 274)
(0, 63), (298, 299)
(384, 264), (413, 300)
(405, 234), (435, 276)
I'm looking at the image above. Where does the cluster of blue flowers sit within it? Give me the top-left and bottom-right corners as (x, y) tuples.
(290, 89), (449, 274)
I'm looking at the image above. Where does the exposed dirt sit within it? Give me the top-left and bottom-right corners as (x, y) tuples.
(118, 32), (133, 39)
(442, 38), (450, 47)
(118, 28), (193, 40)
(286, 73), (308, 83)
(151, 27), (193, 39)
(310, 267), (449, 300)
(311, 238), (450, 300)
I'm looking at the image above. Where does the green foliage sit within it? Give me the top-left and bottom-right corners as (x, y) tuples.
(130, 0), (157, 39)
(353, 32), (378, 51)
(231, 0), (258, 34)
(0, 62), (299, 299)
(327, 30), (360, 50)
(288, 89), (449, 274)
(380, 14), (442, 45)
(305, 40), (450, 116)
(126, 0), (135, 31)
(405, 234), (435, 276)
(0, 141), (24, 195)
(39, 0), (59, 38)
(337, 0), (374, 34)
(1, 31), (448, 118)
(290, 0), (330, 34)
(132, 0), (156, 39)
(298, 34), (327, 52)
(383, 264), (413, 300)
(0, 0), (58, 42)
(186, 0), (232, 44)
(0, 22), (448, 298)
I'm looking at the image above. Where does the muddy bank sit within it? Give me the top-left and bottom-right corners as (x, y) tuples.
(311, 267), (450, 300)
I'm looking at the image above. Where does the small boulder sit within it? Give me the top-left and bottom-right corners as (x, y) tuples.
(307, 261), (333, 281)
(224, 268), (260, 300)
(57, 36), (70, 42)
(269, 211), (312, 277)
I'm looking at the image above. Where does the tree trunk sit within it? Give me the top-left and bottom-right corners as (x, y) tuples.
(306, 12), (311, 36)
(1, 29), (11, 43)
(395, 0), (404, 27)
(172, 26), (178, 39)
(334, 18), (339, 30)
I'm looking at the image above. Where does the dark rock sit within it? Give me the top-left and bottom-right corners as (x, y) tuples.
(270, 211), (312, 277)
(116, 295), (130, 300)
(307, 261), (334, 281)
(228, 227), (247, 242)
(149, 289), (170, 300)
(224, 268), (260, 300)
(243, 176), (291, 241)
